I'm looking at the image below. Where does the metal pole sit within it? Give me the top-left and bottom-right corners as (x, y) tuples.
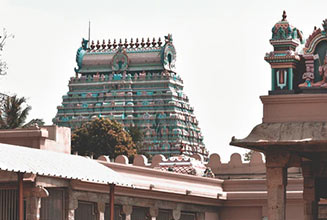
(88, 20), (91, 48)
(109, 184), (115, 220)
(18, 173), (23, 220)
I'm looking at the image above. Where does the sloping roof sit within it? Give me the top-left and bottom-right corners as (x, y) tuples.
(230, 122), (327, 151)
(0, 143), (131, 186)
(154, 155), (207, 176)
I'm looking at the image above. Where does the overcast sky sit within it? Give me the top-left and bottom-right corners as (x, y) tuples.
(1, 0), (327, 161)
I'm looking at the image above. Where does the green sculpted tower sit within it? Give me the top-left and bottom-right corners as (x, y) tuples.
(53, 35), (208, 159)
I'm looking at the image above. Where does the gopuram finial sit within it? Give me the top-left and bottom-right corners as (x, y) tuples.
(158, 37), (162, 46)
(282, 10), (287, 21)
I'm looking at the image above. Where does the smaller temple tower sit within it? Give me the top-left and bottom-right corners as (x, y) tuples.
(264, 11), (304, 94)
(231, 12), (327, 220)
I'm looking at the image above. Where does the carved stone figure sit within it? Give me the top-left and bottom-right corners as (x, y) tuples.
(313, 55), (327, 88)
(323, 19), (327, 32)
(81, 38), (88, 50)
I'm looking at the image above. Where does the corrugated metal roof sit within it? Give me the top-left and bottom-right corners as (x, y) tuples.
(0, 143), (131, 186)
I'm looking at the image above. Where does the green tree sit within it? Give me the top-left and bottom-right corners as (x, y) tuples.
(71, 118), (137, 160)
(22, 118), (45, 128)
(244, 150), (254, 161)
(127, 124), (144, 151)
(0, 95), (31, 129)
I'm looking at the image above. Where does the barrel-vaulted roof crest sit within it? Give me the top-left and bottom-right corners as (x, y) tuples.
(74, 34), (177, 74)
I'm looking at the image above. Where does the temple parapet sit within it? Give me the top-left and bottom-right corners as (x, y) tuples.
(97, 152), (302, 180)
(0, 125), (71, 154)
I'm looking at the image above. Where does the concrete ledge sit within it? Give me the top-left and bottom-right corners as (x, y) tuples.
(261, 94), (327, 123)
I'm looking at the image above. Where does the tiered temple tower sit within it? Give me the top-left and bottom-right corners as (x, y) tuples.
(53, 34), (208, 159)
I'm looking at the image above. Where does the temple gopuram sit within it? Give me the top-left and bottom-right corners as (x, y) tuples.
(231, 12), (327, 220)
(53, 35), (208, 159)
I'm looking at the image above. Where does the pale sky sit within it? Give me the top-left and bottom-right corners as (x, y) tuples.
(1, 0), (327, 161)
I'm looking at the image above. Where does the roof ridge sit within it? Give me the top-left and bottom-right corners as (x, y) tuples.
(89, 37), (164, 51)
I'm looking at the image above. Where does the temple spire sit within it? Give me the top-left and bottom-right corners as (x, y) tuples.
(282, 10), (287, 21)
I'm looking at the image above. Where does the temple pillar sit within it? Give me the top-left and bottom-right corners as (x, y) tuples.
(149, 207), (158, 220)
(25, 197), (41, 220)
(196, 212), (205, 220)
(288, 68), (293, 90)
(172, 209), (181, 220)
(24, 186), (49, 220)
(122, 205), (133, 220)
(266, 151), (289, 220)
(98, 202), (105, 220)
(68, 191), (78, 220)
(266, 167), (287, 220)
(302, 161), (318, 220)
(271, 68), (275, 91)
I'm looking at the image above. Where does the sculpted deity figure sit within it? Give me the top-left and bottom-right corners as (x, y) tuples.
(313, 55), (327, 88)
(299, 71), (314, 88)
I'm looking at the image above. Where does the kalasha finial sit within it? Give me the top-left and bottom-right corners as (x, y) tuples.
(130, 38), (134, 48)
(152, 37), (156, 47)
(96, 40), (101, 50)
(102, 40), (106, 49)
(146, 38), (151, 47)
(282, 10), (287, 21)
(141, 38), (145, 47)
(113, 39), (117, 48)
(158, 37), (162, 46)
(135, 38), (139, 48)
(90, 40), (95, 50)
(118, 39), (123, 47)
(124, 38), (128, 48)
(107, 39), (111, 49)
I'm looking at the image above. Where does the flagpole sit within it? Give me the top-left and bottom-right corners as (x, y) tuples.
(88, 20), (91, 48)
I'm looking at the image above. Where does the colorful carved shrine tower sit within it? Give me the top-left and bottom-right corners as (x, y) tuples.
(265, 11), (327, 94)
(264, 11), (304, 94)
(53, 35), (208, 159)
(231, 12), (327, 220)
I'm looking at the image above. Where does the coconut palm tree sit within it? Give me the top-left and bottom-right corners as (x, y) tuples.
(0, 95), (31, 129)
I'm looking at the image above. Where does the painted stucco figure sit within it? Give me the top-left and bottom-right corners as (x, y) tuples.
(299, 71), (314, 88)
(312, 55), (327, 88)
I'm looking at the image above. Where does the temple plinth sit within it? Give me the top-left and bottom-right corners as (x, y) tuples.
(231, 13), (327, 220)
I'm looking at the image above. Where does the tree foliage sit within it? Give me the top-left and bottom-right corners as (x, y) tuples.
(0, 95), (31, 129)
(22, 118), (45, 128)
(0, 95), (44, 129)
(127, 124), (144, 151)
(244, 150), (254, 162)
(71, 118), (137, 160)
